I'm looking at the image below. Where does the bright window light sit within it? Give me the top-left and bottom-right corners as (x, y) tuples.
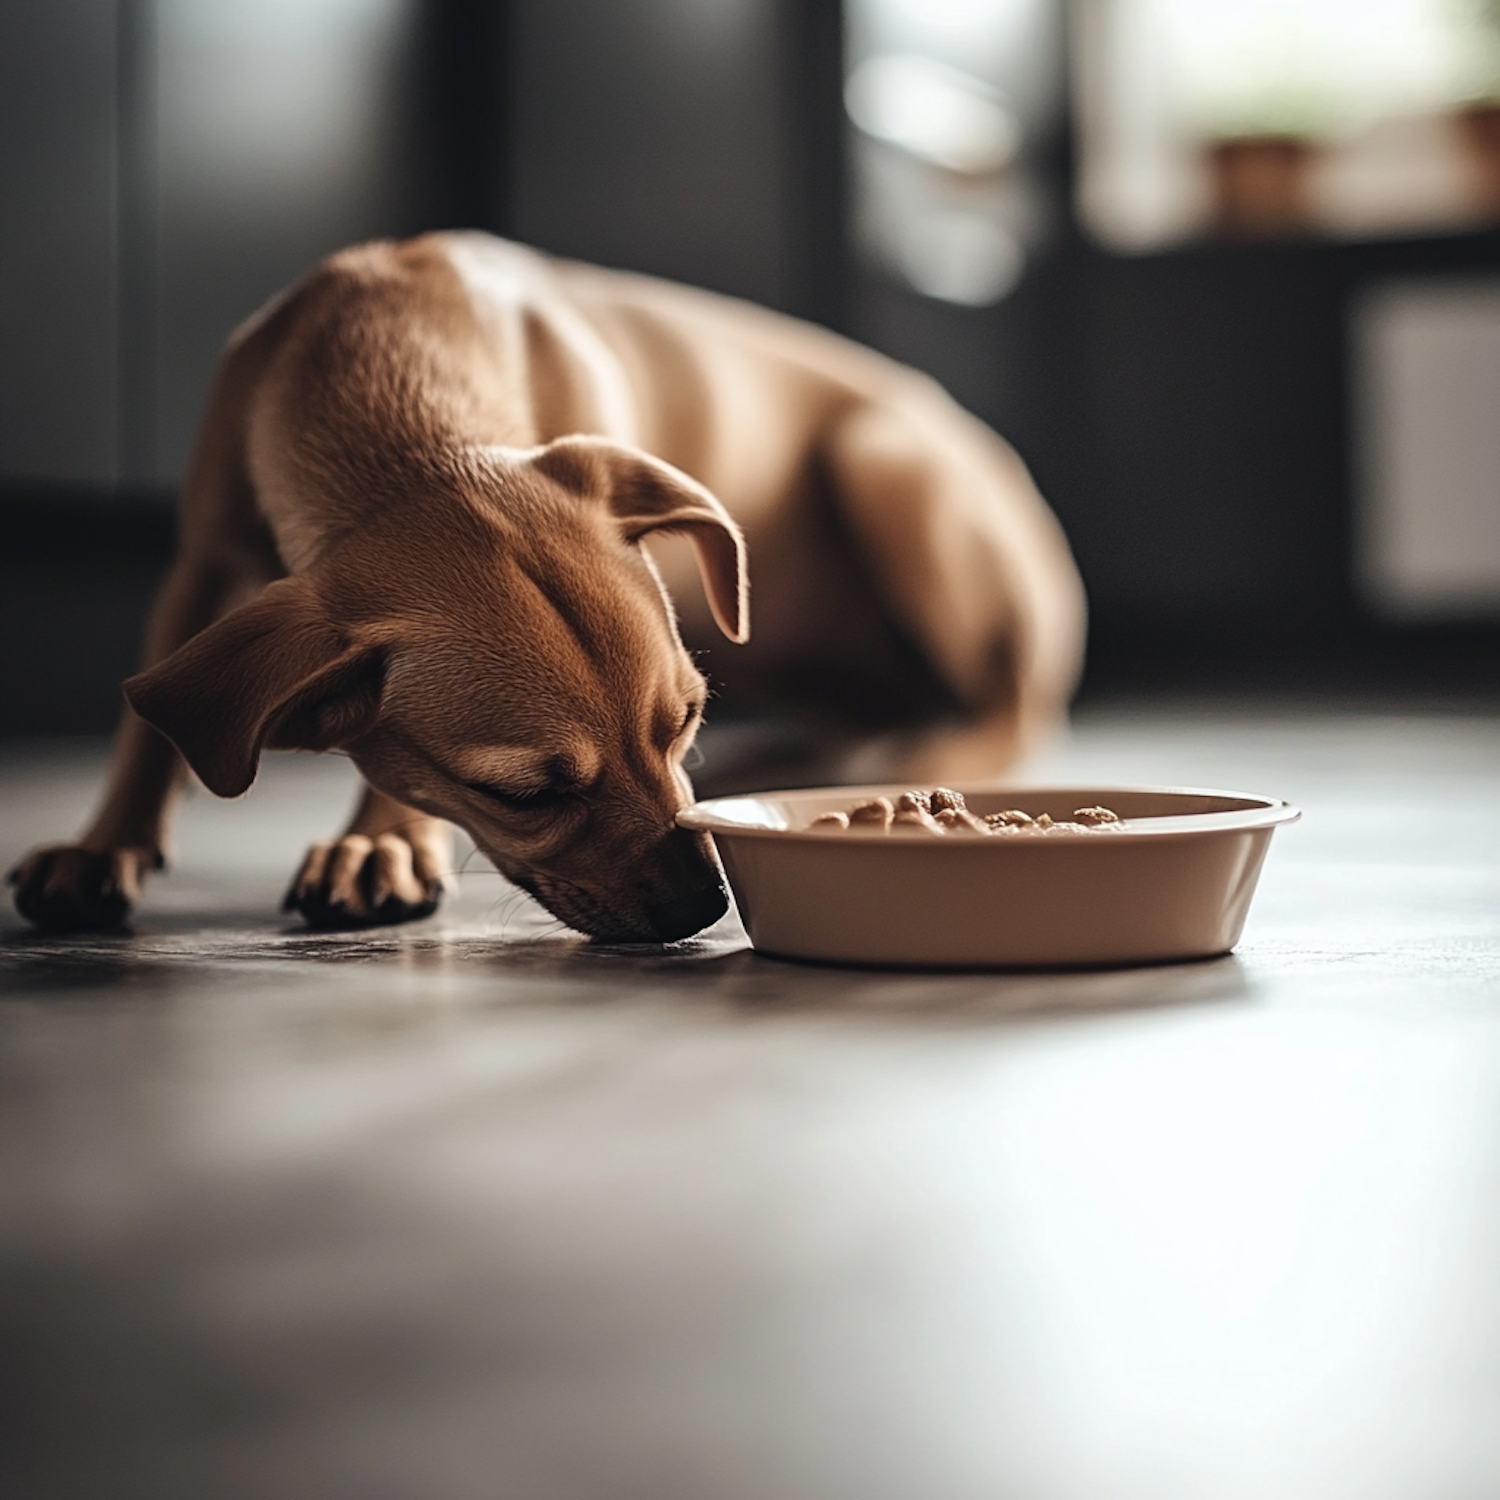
(846, 55), (1020, 175)
(1076, 0), (1500, 247)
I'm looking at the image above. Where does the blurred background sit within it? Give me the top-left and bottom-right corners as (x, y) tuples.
(4, 0), (1500, 736)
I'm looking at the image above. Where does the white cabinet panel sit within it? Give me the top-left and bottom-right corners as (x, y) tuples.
(1356, 277), (1500, 618)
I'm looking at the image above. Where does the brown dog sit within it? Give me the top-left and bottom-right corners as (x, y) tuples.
(9, 233), (1084, 942)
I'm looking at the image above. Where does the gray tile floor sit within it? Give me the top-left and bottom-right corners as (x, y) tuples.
(3, 705), (1499, 1500)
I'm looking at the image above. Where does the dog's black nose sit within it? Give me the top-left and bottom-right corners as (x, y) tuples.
(646, 883), (729, 942)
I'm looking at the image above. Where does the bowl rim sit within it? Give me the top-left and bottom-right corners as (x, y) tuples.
(677, 781), (1302, 843)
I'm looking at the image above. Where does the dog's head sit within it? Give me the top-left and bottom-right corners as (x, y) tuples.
(125, 436), (748, 942)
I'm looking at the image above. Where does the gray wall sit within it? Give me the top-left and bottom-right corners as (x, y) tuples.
(0, 0), (119, 485)
(148, 0), (423, 483)
(0, 0), (423, 490)
(509, 0), (796, 311)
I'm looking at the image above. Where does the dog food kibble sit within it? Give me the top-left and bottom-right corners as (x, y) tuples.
(986, 809), (1034, 828)
(1072, 805), (1121, 826)
(811, 793), (1124, 837)
(934, 806), (989, 834)
(893, 806), (941, 832)
(848, 797), (895, 830)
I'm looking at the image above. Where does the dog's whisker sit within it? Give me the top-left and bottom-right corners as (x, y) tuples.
(486, 885), (547, 940)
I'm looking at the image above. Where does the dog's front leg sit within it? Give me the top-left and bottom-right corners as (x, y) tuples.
(9, 558), (243, 931)
(282, 784), (453, 930)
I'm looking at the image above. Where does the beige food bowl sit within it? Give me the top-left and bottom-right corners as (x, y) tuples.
(678, 784), (1300, 969)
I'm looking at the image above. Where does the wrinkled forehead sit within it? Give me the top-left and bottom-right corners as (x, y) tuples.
(452, 516), (683, 644)
(383, 552), (702, 738)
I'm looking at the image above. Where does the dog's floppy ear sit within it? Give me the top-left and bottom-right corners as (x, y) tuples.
(124, 577), (384, 798)
(532, 435), (749, 643)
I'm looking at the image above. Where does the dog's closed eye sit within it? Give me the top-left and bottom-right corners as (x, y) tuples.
(464, 782), (572, 814)
(669, 701), (704, 745)
(653, 700), (705, 753)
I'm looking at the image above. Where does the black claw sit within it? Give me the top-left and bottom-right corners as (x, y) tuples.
(22, 890), (130, 934)
(285, 884), (442, 932)
(376, 893), (440, 926)
(282, 847), (446, 932)
(11, 849), (133, 933)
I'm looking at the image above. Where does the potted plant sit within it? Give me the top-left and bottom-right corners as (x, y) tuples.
(1452, 0), (1500, 212)
(1199, 70), (1342, 237)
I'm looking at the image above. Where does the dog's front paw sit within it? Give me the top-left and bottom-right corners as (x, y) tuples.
(8, 843), (162, 932)
(283, 834), (443, 930)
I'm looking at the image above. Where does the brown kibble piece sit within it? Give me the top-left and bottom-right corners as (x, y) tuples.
(935, 806), (988, 834)
(848, 797), (894, 829)
(986, 809), (1035, 828)
(1073, 805), (1121, 826)
(894, 790), (931, 815)
(810, 811), (849, 830)
(892, 807), (942, 833)
(929, 787), (966, 813)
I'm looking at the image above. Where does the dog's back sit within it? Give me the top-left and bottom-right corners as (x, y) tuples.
(490, 237), (1084, 772)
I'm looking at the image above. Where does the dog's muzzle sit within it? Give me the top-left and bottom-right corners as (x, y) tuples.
(645, 883), (729, 942)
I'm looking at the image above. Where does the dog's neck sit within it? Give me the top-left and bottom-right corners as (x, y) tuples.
(245, 237), (638, 575)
